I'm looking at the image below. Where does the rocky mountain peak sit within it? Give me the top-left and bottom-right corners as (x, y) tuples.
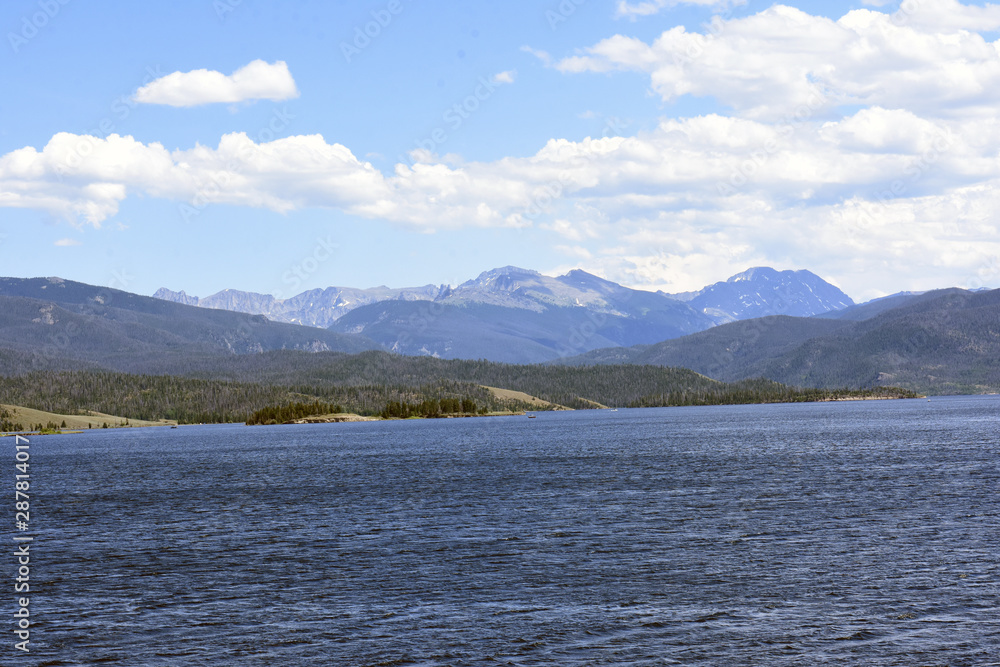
(688, 267), (854, 323)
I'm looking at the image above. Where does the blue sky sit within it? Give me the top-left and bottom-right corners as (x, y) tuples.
(3, 0), (1000, 302)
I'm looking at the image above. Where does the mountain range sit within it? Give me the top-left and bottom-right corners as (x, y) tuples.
(154, 266), (855, 363)
(1, 272), (998, 395)
(0, 276), (378, 375)
(154, 283), (445, 328)
(561, 287), (1000, 395)
(670, 266), (855, 323)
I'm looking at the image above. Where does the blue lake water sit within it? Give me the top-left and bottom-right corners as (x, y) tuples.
(14, 396), (1000, 665)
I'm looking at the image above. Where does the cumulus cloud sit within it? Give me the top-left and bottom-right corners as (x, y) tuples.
(54, 238), (81, 246)
(3, 109), (999, 297)
(492, 70), (517, 85)
(520, 45), (553, 66)
(558, 3), (1000, 120)
(133, 60), (299, 107)
(893, 0), (1000, 31)
(568, 180), (1000, 301)
(6, 2), (1000, 297)
(1, 108), (994, 231)
(0, 131), (530, 229)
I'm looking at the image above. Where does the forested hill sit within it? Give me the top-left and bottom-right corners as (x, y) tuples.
(0, 276), (984, 420)
(560, 288), (1000, 395)
(0, 358), (916, 425)
(0, 355), (727, 416)
(0, 276), (380, 375)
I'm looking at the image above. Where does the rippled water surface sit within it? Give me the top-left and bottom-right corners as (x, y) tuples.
(19, 396), (1000, 665)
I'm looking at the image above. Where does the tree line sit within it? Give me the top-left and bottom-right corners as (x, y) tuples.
(0, 365), (921, 426)
(0, 372), (532, 424)
(246, 400), (344, 425)
(631, 379), (920, 408)
(379, 397), (482, 419)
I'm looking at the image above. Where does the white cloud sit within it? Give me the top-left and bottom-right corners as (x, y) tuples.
(891, 0), (1000, 31)
(54, 238), (81, 246)
(520, 45), (553, 66)
(3, 115), (999, 297)
(492, 70), (517, 85)
(574, 184), (1000, 300)
(3, 108), (996, 271)
(558, 3), (1000, 120)
(555, 245), (593, 259)
(1, 104), (997, 228)
(543, 217), (602, 241)
(133, 60), (299, 107)
(7, 2), (1000, 296)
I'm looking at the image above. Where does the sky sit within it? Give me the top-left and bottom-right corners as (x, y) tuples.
(2, 0), (1000, 302)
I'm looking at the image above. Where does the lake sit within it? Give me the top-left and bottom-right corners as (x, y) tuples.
(17, 396), (1000, 665)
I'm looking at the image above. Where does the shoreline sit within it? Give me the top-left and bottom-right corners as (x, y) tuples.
(279, 411), (526, 425)
(0, 393), (941, 435)
(816, 395), (927, 402)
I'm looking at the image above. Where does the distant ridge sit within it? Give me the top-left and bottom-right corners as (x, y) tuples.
(152, 283), (443, 328)
(0, 276), (380, 375)
(3, 275), (1000, 395)
(560, 287), (1000, 395)
(328, 266), (716, 362)
(154, 265), (855, 362)
(678, 267), (854, 324)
